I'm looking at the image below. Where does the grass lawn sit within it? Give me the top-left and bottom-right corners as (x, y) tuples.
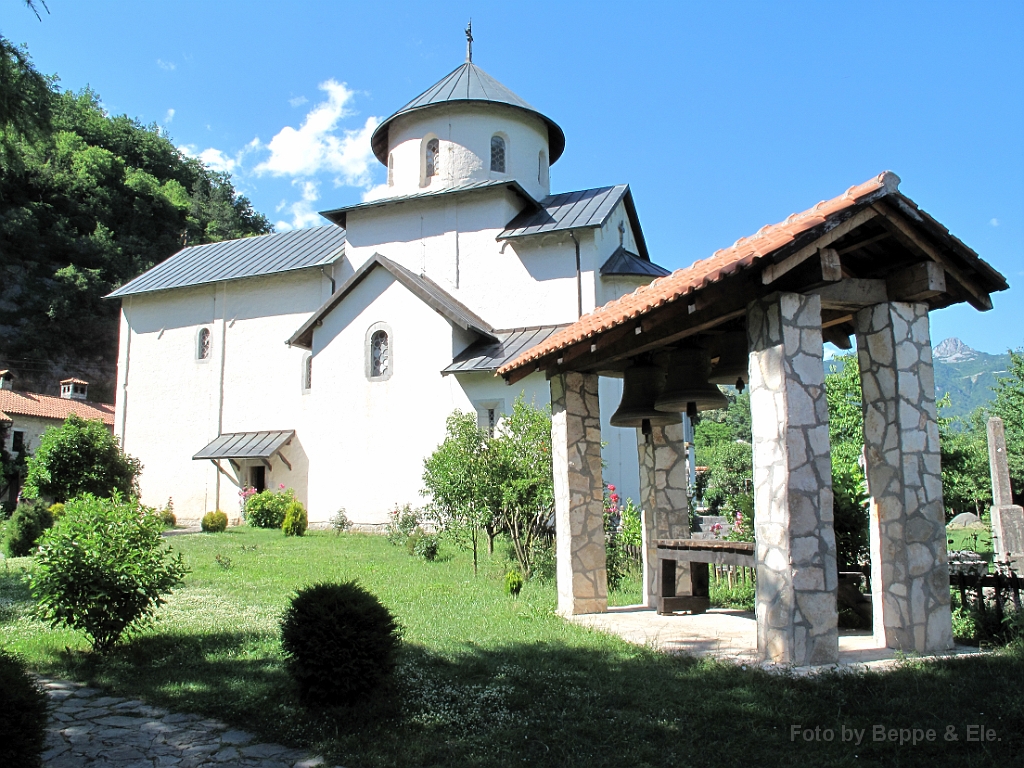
(2, 527), (1023, 768)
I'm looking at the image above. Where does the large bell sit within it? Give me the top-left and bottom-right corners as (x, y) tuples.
(708, 332), (749, 391)
(609, 363), (683, 429)
(655, 348), (730, 417)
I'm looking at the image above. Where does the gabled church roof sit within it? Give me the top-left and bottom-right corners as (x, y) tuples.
(370, 62), (566, 166)
(499, 184), (653, 262)
(107, 226), (346, 298)
(288, 253), (495, 350)
(600, 246), (671, 278)
(442, 325), (566, 374)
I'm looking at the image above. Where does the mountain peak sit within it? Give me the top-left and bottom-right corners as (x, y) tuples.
(934, 337), (979, 362)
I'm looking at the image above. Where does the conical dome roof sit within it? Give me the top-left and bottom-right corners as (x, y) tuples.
(370, 62), (565, 166)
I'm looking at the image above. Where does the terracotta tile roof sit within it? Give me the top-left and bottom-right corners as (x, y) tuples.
(499, 172), (900, 375)
(0, 389), (115, 426)
(0, 410), (11, 424)
(60, 377), (89, 385)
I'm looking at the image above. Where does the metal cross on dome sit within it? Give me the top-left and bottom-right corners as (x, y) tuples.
(465, 20), (473, 62)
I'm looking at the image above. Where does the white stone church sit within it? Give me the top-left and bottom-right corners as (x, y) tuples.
(110, 55), (673, 524)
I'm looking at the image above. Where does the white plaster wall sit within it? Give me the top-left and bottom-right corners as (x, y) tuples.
(114, 269), (333, 521)
(3, 415), (71, 462)
(385, 104), (551, 201)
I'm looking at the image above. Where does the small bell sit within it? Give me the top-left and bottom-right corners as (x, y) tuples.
(609, 363), (683, 429)
(654, 348), (729, 416)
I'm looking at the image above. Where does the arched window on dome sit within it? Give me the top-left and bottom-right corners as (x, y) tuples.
(387, 153), (394, 186)
(196, 327), (211, 361)
(538, 151), (548, 186)
(425, 138), (439, 180)
(490, 135), (506, 173)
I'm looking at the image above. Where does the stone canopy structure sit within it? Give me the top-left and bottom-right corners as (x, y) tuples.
(499, 172), (1009, 665)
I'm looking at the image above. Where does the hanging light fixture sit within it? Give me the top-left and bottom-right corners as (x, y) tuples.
(654, 348), (729, 418)
(609, 362), (682, 435)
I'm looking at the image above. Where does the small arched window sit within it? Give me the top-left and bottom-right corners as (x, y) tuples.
(302, 353), (312, 391)
(196, 327), (211, 360)
(538, 151), (548, 186)
(425, 138), (439, 179)
(387, 153), (394, 186)
(490, 135), (506, 173)
(370, 330), (389, 377)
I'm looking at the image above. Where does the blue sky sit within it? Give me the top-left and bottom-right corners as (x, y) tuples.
(4, 0), (1022, 354)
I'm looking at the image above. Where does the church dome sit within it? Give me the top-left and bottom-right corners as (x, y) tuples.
(370, 62), (565, 167)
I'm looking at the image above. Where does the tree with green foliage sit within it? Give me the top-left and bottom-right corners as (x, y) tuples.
(937, 398), (992, 518)
(824, 355), (869, 568)
(21, 414), (142, 502)
(991, 348), (1024, 503)
(30, 493), (188, 652)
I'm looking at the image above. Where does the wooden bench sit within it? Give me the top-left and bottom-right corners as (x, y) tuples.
(655, 539), (756, 615)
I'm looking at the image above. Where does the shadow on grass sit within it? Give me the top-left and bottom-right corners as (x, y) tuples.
(42, 626), (1024, 768)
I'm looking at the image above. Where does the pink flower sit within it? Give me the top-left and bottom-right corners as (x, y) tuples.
(279, 483), (286, 489)
(607, 484), (616, 492)
(610, 494), (620, 504)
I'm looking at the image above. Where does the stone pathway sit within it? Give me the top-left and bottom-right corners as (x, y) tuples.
(39, 677), (338, 768)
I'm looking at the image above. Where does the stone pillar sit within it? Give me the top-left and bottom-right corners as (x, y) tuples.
(855, 301), (952, 652)
(637, 422), (691, 607)
(551, 372), (607, 616)
(988, 417), (1024, 572)
(747, 292), (838, 665)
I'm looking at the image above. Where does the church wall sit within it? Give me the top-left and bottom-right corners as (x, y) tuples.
(114, 269), (331, 521)
(385, 104), (551, 201)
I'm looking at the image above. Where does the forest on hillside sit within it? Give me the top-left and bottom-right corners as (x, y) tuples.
(0, 35), (272, 401)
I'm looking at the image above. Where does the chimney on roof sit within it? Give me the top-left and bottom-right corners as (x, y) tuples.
(0, 370), (11, 391)
(60, 377), (88, 401)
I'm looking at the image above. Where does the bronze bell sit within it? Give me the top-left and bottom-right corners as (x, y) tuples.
(708, 332), (749, 392)
(654, 348), (729, 418)
(609, 363), (683, 429)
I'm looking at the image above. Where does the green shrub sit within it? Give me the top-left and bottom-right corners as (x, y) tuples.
(505, 569), (524, 597)
(159, 498), (176, 528)
(0, 649), (48, 768)
(280, 581), (401, 707)
(30, 493), (189, 652)
(385, 503), (421, 546)
(413, 533), (438, 561)
(245, 487), (294, 529)
(330, 508), (352, 535)
(202, 510), (228, 533)
(3, 499), (53, 557)
(47, 502), (65, 521)
(282, 501), (307, 537)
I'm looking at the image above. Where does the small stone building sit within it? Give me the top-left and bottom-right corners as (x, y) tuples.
(499, 172), (1008, 664)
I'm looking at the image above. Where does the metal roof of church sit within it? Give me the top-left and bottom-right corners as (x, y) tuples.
(193, 430), (294, 461)
(600, 246), (671, 278)
(107, 226), (346, 298)
(442, 325), (566, 374)
(370, 62), (566, 166)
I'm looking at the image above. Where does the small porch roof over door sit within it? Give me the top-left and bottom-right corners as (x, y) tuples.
(193, 430), (295, 461)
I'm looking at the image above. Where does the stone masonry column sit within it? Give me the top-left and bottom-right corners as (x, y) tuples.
(988, 417), (1024, 573)
(637, 422), (691, 607)
(855, 302), (952, 652)
(551, 372), (608, 616)
(747, 292), (839, 665)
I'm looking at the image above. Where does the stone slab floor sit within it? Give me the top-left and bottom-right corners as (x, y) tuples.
(570, 607), (988, 672)
(38, 677), (339, 768)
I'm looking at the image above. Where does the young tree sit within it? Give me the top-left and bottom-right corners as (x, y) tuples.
(824, 355), (869, 568)
(937, 398), (992, 518)
(22, 414), (142, 502)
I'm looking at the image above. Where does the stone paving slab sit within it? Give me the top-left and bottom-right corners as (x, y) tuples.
(570, 605), (990, 673)
(38, 677), (342, 767)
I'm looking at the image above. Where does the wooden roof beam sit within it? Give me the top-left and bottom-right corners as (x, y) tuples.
(761, 208), (878, 285)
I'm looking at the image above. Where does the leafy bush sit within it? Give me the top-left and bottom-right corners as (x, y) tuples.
(21, 414), (142, 502)
(330, 508), (352, 534)
(158, 498), (176, 528)
(280, 581), (401, 707)
(47, 502), (65, 521)
(0, 649), (48, 768)
(3, 499), (53, 557)
(413, 533), (439, 561)
(282, 501), (307, 537)
(201, 510), (228, 533)
(385, 504), (421, 546)
(30, 493), (189, 652)
(245, 486), (294, 529)
(505, 569), (524, 597)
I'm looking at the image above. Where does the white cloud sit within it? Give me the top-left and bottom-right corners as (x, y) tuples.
(255, 80), (380, 188)
(164, 108), (175, 124)
(990, 218), (999, 227)
(275, 180), (324, 230)
(198, 148), (237, 174)
(157, 59), (176, 71)
(289, 95), (309, 107)
(362, 183), (391, 202)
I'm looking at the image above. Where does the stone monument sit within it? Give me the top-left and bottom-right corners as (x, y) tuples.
(987, 417), (1024, 573)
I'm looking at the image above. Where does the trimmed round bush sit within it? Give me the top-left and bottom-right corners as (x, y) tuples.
(202, 510), (228, 533)
(413, 533), (439, 561)
(0, 649), (49, 767)
(282, 500), (307, 537)
(48, 502), (65, 521)
(3, 499), (53, 557)
(245, 488), (293, 529)
(281, 581), (401, 707)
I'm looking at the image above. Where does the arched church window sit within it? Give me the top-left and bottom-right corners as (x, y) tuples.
(196, 327), (211, 360)
(387, 153), (394, 186)
(370, 330), (389, 377)
(425, 139), (439, 179)
(538, 151), (548, 185)
(490, 135), (506, 173)
(302, 353), (312, 391)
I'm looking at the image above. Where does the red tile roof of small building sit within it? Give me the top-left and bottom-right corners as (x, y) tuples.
(497, 171), (958, 375)
(60, 377), (90, 385)
(0, 389), (114, 425)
